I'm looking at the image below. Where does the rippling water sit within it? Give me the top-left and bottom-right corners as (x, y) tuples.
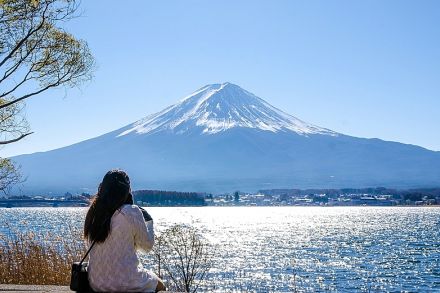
(1, 206), (439, 292)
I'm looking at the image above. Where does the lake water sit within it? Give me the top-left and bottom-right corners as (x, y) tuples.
(1, 206), (439, 292)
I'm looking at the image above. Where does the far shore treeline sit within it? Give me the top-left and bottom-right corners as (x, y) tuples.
(133, 190), (206, 206)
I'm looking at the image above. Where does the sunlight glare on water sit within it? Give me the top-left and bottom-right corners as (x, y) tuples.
(1, 206), (439, 292)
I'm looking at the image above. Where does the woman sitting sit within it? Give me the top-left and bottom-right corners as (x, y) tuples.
(84, 169), (166, 292)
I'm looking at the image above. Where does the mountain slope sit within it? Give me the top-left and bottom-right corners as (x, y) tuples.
(11, 83), (440, 194)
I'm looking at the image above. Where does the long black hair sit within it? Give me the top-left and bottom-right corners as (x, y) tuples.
(84, 169), (133, 243)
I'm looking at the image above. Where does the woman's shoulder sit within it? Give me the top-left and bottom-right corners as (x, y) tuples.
(118, 205), (150, 228)
(120, 204), (143, 218)
(119, 204), (142, 216)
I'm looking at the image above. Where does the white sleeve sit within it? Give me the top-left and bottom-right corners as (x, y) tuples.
(130, 206), (155, 252)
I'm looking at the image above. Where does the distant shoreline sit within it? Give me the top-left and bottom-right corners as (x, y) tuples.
(0, 201), (438, 208)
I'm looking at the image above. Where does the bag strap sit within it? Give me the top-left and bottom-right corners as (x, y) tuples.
(79, 216), (112, 265)
(79, 239), (97, 265)
(80, 197), (130, 265)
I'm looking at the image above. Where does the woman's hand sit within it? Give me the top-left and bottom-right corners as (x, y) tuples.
(138, 206), (153, 222)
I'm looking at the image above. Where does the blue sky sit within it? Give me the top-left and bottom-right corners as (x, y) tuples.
(3, 0), (440, 157)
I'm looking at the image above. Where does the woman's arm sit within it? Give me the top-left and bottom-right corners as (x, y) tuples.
(131, 206), (155, 252)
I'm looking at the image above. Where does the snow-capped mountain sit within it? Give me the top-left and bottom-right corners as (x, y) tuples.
(11, 83), (440, 194)
(118, 83), (336, 136)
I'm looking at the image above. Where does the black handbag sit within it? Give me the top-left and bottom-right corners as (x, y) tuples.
(70, 240), (97, 292)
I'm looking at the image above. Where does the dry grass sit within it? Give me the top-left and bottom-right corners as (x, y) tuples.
(0, 224), (86, 285)
(0, 223), (213, 289)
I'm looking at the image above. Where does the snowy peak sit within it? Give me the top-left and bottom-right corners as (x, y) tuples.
(118, 83), (337, 136)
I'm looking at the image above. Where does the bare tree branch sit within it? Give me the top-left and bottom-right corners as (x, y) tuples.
(0, 82), (58, 109)
(0, 23), (51, 84)
(0, 131), (32, 145)
(0, 1), (49, 68)
(153, 225), (213, 292)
